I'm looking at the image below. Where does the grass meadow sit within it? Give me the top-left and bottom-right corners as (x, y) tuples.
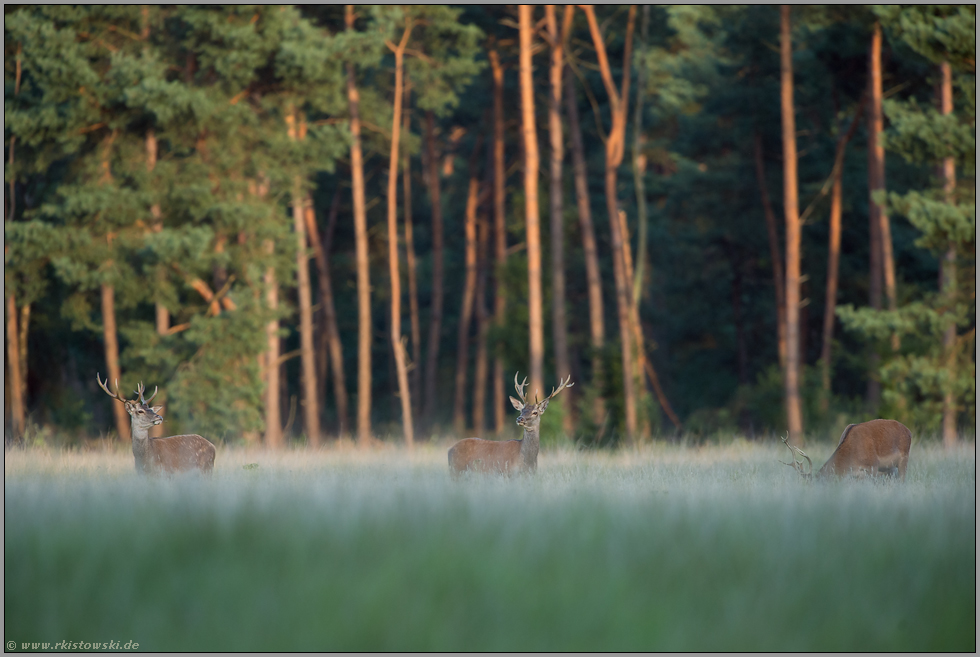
(4, 438), (976, 651)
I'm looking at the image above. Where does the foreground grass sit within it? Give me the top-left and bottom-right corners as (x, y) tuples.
(4, 440), (976, 651)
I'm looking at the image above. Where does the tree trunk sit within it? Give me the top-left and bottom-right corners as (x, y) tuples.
(564, 60), (606, 426)
(583, 4), (637, 438)
(519, 5), (545, 402)
(473, 200), (490, 436)
(287, 109), (321, 447)
(780, 5), (803, 445)
(347, 5), (372, 445)
(18, 302), (29, 407)
(545, 5), (573, 434)
(453, 171), (481, 437)
(939, 60), (957, 447)
(101, 284), (130, 442)
(753, 133), (787, 372)
(263, 239), (281, 448)
(631, 4), (651, 306)
(307, 194), (349, 437)
(869, 22), (899, 352)
(423, 111), (445, 432)
(819, 98), (864, 411)
(489, 45), (509, 435)
(146, 129), (167, 438)
(386, 23), (415, 447)
(6, 294), (24, 437)
(403, 88), (423, 424)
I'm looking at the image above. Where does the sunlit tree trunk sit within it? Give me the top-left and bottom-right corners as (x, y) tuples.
(780, 5), (803, 445)
(939, 61), (957, 447)
(347, 5), (372, 445)
(17, 302), (29, 407)
(423, 111), (445, 431)
(386, 22), (415, 447)
(145, 129), (168, 437)
(305, 199), (348, 438)
(403, 88), (423, 424)
(869, 22), (899, 354)
(453, 170), (481, 437)
(819, 98), (864, 411)
(263, 236), (281, 448)
(583, 4), (637, 438)
(473, 202), (490, 436)
(101, 283), (129, 442)
(6, 294), (25, 437)
(287, 108), (321, 446)
(520, 5), (545, 401)
(546, 5), (572, 433)
(753, 133), (787, 373)
(488, 45), (509, 435)
(564, 57), (606, 426)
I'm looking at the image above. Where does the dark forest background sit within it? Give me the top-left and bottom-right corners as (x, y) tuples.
(4, 5), (975, 447)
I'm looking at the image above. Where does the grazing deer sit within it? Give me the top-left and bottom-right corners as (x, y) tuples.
(781, 419), (912, 481)
(97, 374), (215, 475)
(448, 373), (573, 478)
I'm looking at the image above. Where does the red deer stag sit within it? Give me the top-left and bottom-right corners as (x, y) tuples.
(97, 374), (215, 475)
(781, 419), (912, 481)
(448, 373), (573, 478)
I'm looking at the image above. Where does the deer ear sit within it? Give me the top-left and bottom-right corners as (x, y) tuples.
(509, 396), (524, 411)
(537, 399), (550, 413)
(151, 405), (163, 415)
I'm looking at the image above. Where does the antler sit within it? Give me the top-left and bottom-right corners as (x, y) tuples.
(545, 375), (574, 402)
(513, 372), (529, 405)
(135, 382), (158, 405)
(779, 434), (812, 478)
(97, 373), (127, 402)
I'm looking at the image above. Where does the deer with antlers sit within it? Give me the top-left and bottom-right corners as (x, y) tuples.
(448, 373), (573, 478)
(97, 374), (215, 475)
(781, 419), (912, 481)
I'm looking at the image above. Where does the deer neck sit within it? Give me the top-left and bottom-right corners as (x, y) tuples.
(130, 420), (151, 471)
(519, 422), (540, 470)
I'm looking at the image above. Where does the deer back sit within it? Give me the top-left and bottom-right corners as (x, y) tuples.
(448, 438), (524, 477)
(819, 419), (911, 478)
(142, 434), (216, 475)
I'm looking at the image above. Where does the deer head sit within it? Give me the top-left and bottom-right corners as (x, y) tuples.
(779, 434), (813, 480)
(97, 374), (163, 432)
(509, 372), (574, 428)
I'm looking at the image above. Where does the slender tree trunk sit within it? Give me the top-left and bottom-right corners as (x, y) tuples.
(307, 193), (348, 437)
(631, 5), (650, 306)
(473, 202), (490, 436)
(869, 22), (899, 353)
(489, 45), (509, 435)
(939, 61), (957, 447)
(583, 4), (637, 438)
(347, 5), (372, 445)
(545, 5), (573, 433)
(6, 294), (24, 437)
(423, 111), (445, 431)
(263, 238), (281, 448)
(386, 24), (415, 447)
(287, 108), (321, 446)
(780, 5), (803, 445)
(146, 129), (168, 437)
(403, 89), (423, 425)
(819, 99), (864, 410)
(565, 59), (606, 425)
(753, 133), (788, 373)
(453, 171), (481, 437)
(520, 5), (545, 402)
(101, 284), (130, 441)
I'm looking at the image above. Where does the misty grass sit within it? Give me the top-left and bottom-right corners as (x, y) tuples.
(5, 441), (975, 651)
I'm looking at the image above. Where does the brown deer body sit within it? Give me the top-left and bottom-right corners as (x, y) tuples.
(782, 419), (912, 481)
(448, 373), (572, 478)
(98, 375), (215, 475)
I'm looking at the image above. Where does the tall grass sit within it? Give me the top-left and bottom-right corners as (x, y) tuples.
(4, 440), (975, 651)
